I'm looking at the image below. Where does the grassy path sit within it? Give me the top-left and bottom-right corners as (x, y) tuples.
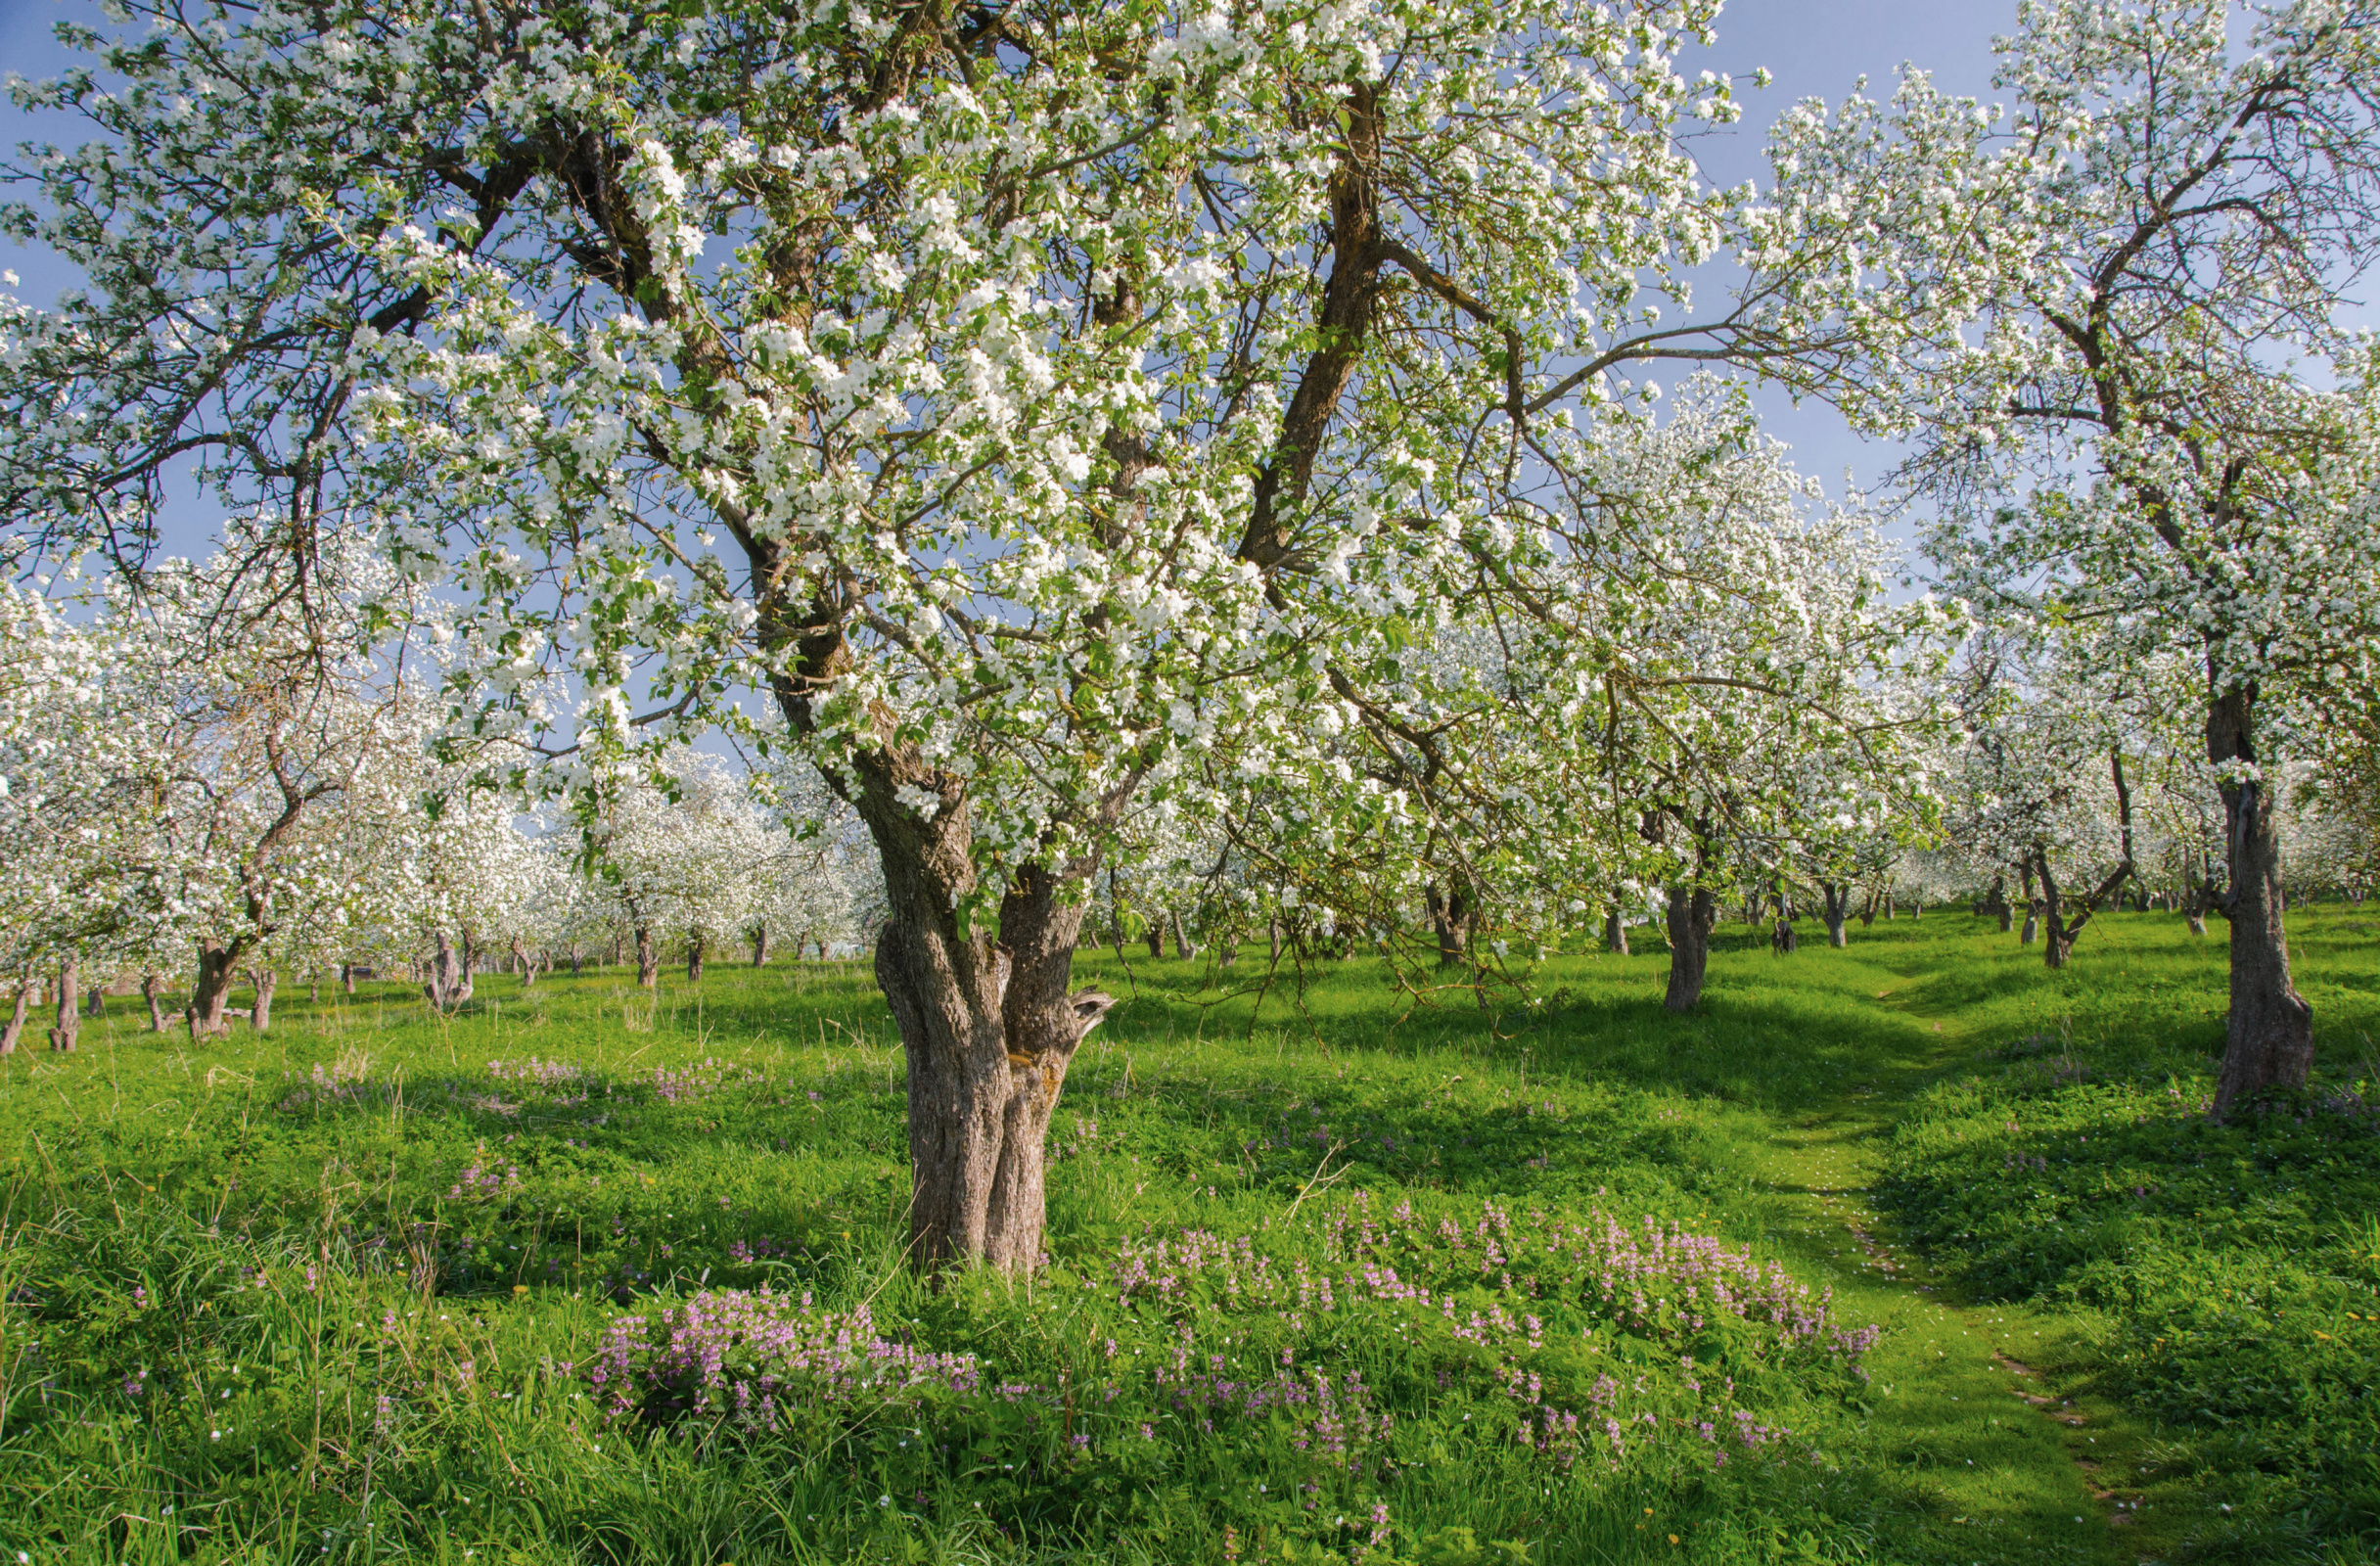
(1725, 941), (2214, 1566)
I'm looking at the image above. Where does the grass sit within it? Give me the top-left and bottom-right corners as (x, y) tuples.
(0, 907), (2372, 1565)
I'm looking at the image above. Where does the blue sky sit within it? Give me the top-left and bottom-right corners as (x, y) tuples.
(0, 0), (2019, 555)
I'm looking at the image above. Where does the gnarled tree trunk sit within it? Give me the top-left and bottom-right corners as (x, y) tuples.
(512, 938), (538, 989)
(248, 968), (278, 1033)
(633, 926), (659, 989)
(424, 931), (475, 1010)
(48, 953), (79, 1052)
(1426, 880), (1473, 968)
(0, 977), (26, 1054)
(864, 783), (1115, 1272)
(1663, 885), (1716, 1014)
(1819, 883), (1851, 947)
(188, 942), (239, 1038)
(2208, 683), (2312, 1116)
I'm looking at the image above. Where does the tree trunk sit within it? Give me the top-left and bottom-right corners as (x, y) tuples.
(83, 984), (105, 1018)
(1267, 920), (1281, 963)
(2208, 683), (2313, 1115)
(861, 777), (1114, 1272)
(0, 980), (25, 1055)
(570, 943), (584, 978)
(248, 967), (278, 1033)
(1819, 883), (1851, 947)
(1170, 910), (1196, 960)
(1662, 885), (1716, 1014)
(1603, 908), (1629, 957)
(1218, 935), (1238, 966)
(513, 938), (538, 990)
(687, 935), (706, 983)
(1145, 923), (1166, 958)
(142, 972), (166, 1033)
(341, 962), (357, 995)
(634, 926), (659, 989)
(751, 926), (769, 967)
(610, 933), (624, 967)
(425, 930), (475, 1010)
(48, 953), (79, 1052)
(1771, 917), (1799, 953)
(2035, 851), (2073, 969)
(188, 942), (239, 1039)
(1426, 881), (1472, 968)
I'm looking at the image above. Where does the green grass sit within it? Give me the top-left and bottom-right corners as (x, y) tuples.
(0, 909), (2373, 1565)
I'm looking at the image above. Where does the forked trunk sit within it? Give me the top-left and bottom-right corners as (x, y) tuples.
(633, 926), (659, 989)
(248, 968), (278, 1033)
(2208, 683), (2312, 1116)
(1662, 885), (1716, 1014)
(142, 973), (166, 1033)
(863, 781), (1113, 1272)
(188, 942), (239, 1039)
(687, 935), (707, 983)
(1819, 883), (1851, 947)
(1603, 908), (1628, 957)
(425, 931), (475, 1010)
(513, 938), (538, 990)
(48, 953), (79, 1052)
(1170, 911), (1196, 960)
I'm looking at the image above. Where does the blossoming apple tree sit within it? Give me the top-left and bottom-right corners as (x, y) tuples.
(1769, 0), (2380, 1110)
(0, 0), (2008, 1267)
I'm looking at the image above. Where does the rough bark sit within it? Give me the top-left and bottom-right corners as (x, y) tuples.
(512, 938), (538, 990)
(188, 942), (240, 1038)
(1662, 885), (1716, 1014)
(862, 780), (1113, 1272)
(248, 968), (278, 1033)
(1426, 880), (1473, 967)
(48, 953), (79, 1052)
(1819, 883), (1851, 947)
(142, 972), (166, 1033)
(1170, 910), (1196, 960)
(1144, 924), (1166, 958)
(425, 931), (477, 1010)
(633, 926), (659, 989)
(750, 926), (769, 968)
(0, 981), (25, 1055)
(2208, 683), (2313, 1115)
(1603, 908), (1629, 957)
(1771, 917), (1799, 953)
(687, 935), (706, 983)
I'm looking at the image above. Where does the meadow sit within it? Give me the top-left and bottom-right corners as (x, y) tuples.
(0, 908), (2372, 1566)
